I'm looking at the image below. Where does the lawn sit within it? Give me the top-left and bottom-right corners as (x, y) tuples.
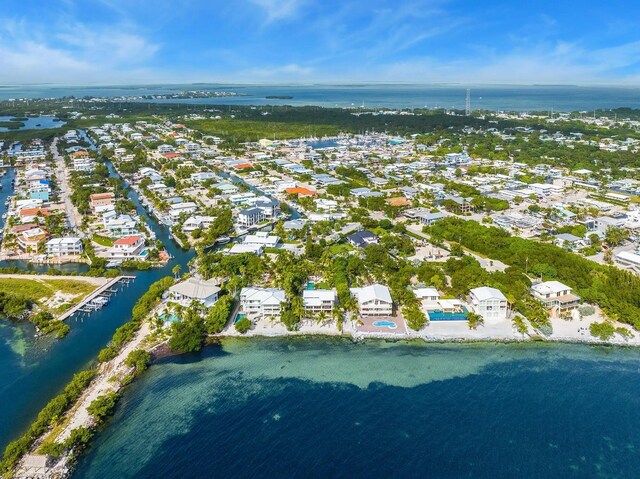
(184, 119), (340, 142)
(0, 278), (97, 310)
(92, 234), (115, 247)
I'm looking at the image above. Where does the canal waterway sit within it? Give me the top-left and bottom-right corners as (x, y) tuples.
(0, 152), (194, 450)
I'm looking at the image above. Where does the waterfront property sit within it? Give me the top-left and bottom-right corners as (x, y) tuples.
(469, 287), (508, 323)
(107, 235), (146, 260)
(350, 284), (393, 317)
(45, 237), (84, 257)
(530, 281), (580, 311)
(240, 287), (286, 318)
(167, 277), (221, 308)
(302, 289), (337, 313)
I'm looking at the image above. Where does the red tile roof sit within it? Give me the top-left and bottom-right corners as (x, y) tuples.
(114, 235), (143, 246)
(285, 187), (318, 196)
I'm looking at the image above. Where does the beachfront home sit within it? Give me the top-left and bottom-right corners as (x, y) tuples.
(530, 281), (580, 311)
(240, 287), (286, 318)
(45, 237), (83, 257)
(168, 277), (221, 308)
(350, 284), (393, 317)
(107, 235), (145, 260)
(303, 289), (337, 313)
(469, 287), (508, 323)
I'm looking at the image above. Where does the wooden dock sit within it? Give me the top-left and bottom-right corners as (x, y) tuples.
(58, 275), (136, 321)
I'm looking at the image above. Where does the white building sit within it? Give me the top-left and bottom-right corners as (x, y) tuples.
(227, 243), (264, 255)
(240, 287), (286, 318)
(45, 237), (83, 256)
(107, 235), (146, 260)
(303, 289), (337, 313)
(237, 207), (265, 227)
(530, 281), (580, 310)
(469, 287), (508, 323)
(167, 277), (221, 308)
(182, 215), (216, 233)
(350, 284), (393, 317)
(243, 232), (280, 248)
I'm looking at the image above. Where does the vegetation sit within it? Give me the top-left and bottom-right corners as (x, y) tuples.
(467, 312), (484, 330)
(0, 370), (96, 474)
(205, 295), (234, 333)
(235, 317), (252, 334)
(87, 391), (120, 422)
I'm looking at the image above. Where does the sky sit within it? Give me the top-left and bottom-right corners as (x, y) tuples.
(1, 0), (640, 85)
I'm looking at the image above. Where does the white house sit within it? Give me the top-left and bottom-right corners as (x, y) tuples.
(182, 215), (216, 233)
(237, 207), (265, 227)
(530, 281), (580, 310)
(469, 287), (508, 323)
(107, 235), (146, 260)
(227, 243), (264, 255)
(240, 287), (286, 318)
(45, 237), (83, 256)
(350, 284), (393, 317)
(243, 232), (280, 248)
(168, 277), (221, 308)
(414, 287), (440, 302)
(303, 289), (337, 313)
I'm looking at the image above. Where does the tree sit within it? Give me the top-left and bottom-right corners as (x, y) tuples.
(205, 295), (234, 333)
(87, 392), (120, 422)
(172, 264), (182, 278)
(125, 350), (151, 373)
(235, 317), (251, 334)
(169, 314), (205, 353)
(605, 226), (629, 247)
(403, 303), (427, 331)
(467, 312), (484, 330)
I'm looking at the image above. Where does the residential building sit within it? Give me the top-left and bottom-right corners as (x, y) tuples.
(107, 235), (146, 260)
(350, 284), (393, 317)
(17, 227), (48, 252)
(469, 287), (508, 323)
(90, 193), (115, 211)
(346, 230), (379, 248)
(167, 277), (221, 308)
(240, 287), (286, 317)
(303, 289), (337, 313)
(243, 232), (280, 248)
(45, 237), (83, 256)
(237, 207), (265, 227)
(530, 281), (580, 310)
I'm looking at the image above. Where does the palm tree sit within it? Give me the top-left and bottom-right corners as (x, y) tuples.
(172, 264), (181, 279)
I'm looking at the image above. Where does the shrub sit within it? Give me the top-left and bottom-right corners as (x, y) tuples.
(235, 317), (252, 334)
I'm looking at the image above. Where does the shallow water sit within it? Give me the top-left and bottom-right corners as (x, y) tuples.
(74, 338), (640, 479)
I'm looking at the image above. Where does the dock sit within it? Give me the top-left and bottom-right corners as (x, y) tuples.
(58, 275), (136, 321)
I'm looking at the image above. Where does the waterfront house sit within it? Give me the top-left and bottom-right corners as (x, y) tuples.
(237, 207), (265, 227)
(45, 237), (83, 257)
(350, 284), (393, 317)
(107, 235), (145, 260)
(182, 215), (216, 233)
(168, 277), (221, 308)
(530, 281), (580, 311)
(104, 214), (139, 237)
(240, 287), (286, 318)
(302, 289), (337, 313)
(243, 232), (280, 248)
(227, 243), (264, 255)
(469, 287), (508, 323)
(17, 227), (48, 253)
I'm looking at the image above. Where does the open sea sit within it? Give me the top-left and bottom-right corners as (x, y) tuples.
(3, 83), (640, 111)
(73, 338), (640, 479)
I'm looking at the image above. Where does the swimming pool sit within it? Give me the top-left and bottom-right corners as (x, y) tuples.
(235, 313), (247, 323)
(160, 313), (180, 323)
(373, 320), (398, 329)
(427, 308), (468, 321)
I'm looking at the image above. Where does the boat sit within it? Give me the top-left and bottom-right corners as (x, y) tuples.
(215, 236), (231, 245)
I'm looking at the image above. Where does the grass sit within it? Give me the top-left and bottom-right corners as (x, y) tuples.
(184, 119), (340, 142)
(92, 234), (115, 247)
(329, 243), (353, 255)
(0, 278), (97, 310)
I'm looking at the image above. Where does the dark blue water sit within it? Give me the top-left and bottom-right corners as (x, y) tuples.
(2, 84), (640, 111)
(0, 116), (65, 132)
(73, 338), (640, 479)
(0, 158), (194, 450)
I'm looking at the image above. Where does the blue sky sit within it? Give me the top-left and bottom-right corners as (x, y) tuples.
(1, 0), (640, 84)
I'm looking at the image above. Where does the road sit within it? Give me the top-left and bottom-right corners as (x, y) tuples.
(51, 138), (84, 235)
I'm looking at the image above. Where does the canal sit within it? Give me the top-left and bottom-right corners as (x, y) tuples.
(0, 157), (195, 450)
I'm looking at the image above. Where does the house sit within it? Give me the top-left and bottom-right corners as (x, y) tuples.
(45, 237), (83, 256)
(346, 230), (379, 248)
(469, 287), (508, 323)
(350, 284), (393, 317)
(417, 212), (445, 226)
(240, 287), (286, 317)
(442, 195), (474, 214)
(168, 277), (221, 307)
(90, 193), (115, 211)
(531, 281), (580, 310)
(107, 235), (145, 260)
(237, 207), (265, 227)
(17, 227), (48, 252)
(227, 243), (264, 255)
(182, 215), (216, 233)
(303, 289), (337, 313)
(104, 214), (138, 237)
(414, 287), (440, 302)
(243, 232), (280, 248)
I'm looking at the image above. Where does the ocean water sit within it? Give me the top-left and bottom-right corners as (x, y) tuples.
(2, 84), (640, 111)
(74, 338), (640, 479)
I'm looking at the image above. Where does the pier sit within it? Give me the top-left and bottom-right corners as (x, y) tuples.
(58, 275), (136, 321)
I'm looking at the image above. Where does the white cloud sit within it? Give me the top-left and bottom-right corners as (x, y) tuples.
(249, 0), (307, 22)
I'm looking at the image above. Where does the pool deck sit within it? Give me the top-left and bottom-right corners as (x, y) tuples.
(355, 314), (408, 334)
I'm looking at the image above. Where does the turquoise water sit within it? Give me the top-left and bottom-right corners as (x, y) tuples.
(0, 155), (194, 450)
(3, 84), (640, 111)
(428, 307), (469, 321)
(73, 338), (640, 478)
(373, 320), (398, 329)
(234, 313), (246, 323)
